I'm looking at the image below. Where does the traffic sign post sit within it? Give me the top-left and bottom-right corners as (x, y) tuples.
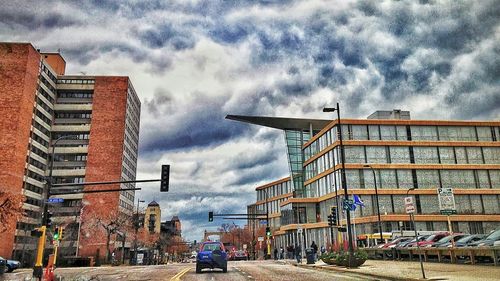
(438, 188), (457, 247)
(404, 196), (415, 214)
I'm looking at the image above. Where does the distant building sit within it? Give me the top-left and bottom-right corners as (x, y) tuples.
(0, 42), (140, 263)
(161, 216), (182, 237)
(144, 201), (161, 234)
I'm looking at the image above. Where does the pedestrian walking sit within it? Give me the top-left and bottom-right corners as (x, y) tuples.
(274, 248), (278, 260)
(294, 244), (301, 263)
(311, 241), (318, 261)
(280, 247), (284, 259)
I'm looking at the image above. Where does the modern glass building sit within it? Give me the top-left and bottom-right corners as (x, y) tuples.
(232, 110), (500, 251)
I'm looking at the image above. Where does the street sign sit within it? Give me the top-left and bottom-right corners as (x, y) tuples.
(405, 205), (415, 214)
(243, 244), (247, 249)
(257, 236), (264, 242)
(404, 196), (415, 214)
(47, 198), (64, 203)
(259, 220), (267, 225)
(404, 197), (413, 205)
(438, 187), (456, 214)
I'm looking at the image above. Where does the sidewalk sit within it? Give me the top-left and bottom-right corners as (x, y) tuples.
(282, 259), (500, 281)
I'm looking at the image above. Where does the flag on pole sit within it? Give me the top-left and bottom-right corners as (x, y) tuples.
(353, 195), (365, 207)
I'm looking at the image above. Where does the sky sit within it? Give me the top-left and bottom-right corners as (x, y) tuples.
(1, 0), (499, 242)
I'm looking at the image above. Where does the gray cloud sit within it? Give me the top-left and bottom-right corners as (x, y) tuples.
(1, 0), (498, 241)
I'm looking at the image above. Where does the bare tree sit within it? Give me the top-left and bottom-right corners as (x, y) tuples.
(84, 210), (131, 262)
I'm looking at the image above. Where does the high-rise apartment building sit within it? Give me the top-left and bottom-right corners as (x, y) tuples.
(0, 42), (140, 263)
(232, 110), (500, 252)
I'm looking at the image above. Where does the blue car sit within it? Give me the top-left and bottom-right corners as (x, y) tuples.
(196, 242), (227, 273)
(0, 257), (20, 273)
(0, 257), (6, 274)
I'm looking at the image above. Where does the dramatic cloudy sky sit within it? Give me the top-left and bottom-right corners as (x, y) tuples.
(1, 0), (499, 241)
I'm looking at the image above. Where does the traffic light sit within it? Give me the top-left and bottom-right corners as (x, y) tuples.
(160, 165), (170, 192)
(46, 211), (53, 227)
(328, 215), (335, 227)
(328, 206), (337, 227)
(266, 227), (271, 237)
(59, 227), (65, 240)
(208, 211), (213, 222)
(53, 227), (60, 240)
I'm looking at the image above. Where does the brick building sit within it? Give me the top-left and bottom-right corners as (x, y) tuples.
(0, 42), (140, 264)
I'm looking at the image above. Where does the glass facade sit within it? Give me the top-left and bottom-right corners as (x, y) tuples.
(284, 130), (311, 197)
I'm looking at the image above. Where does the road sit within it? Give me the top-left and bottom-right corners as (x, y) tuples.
(1, 261), (389, 281)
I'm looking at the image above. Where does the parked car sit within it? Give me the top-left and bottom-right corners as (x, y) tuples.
(408, 232), (449, 247)
(196, 241), (228, 273)
(469, 229), (500, 247)
(444, 234), (485, 248)
(430, 234), (467, 248)
(233, 250), (249, 261)
(2, 258), (20, 273)
(0, 257), (6, 275)
(379, 237), (412, 249)
(397, 235), (429, 248)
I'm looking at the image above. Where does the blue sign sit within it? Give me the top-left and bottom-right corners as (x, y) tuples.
(260, 220), (268, 225)
(47, 198), (64, 203)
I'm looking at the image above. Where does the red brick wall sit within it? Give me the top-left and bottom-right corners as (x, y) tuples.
(0, 43), (40, 258)
(80, 76), (129, 258)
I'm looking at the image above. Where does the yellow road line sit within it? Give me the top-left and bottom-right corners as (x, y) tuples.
(170, 267), (191, 281)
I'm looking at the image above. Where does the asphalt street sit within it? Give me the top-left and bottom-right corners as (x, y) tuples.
(0, 260), (390, 281)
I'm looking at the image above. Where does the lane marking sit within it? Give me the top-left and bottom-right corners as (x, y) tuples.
(169, 267), (191, 281)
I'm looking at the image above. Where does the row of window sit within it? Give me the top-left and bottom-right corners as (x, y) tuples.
(36, 96), (53, 116)
(27, 155), (46, 171)
(305, 124), (500, 161)
(41, 63), (57, 83)
(34, 107), (52, 126)
(256, 197), (290, 214)
(26, 169), (45, 183)
(57, 90), (93, 99)
(305, 169), (500, 198)
(51, 133), (90, 141)
(305, 146), (500, 181)
(53, 176), (85, 184)
(24, 182), (43, 195)
(53, 153), (88, 162)
(55, 112), (92, 119)
(57, 79), (95, 84)
(37, 84), (55, 104)
(256, 180), (293, 201)
(33, 119), (51, 137)
(39, 74), (56, 94)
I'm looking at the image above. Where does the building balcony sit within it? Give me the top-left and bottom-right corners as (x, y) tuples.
(50, 168), (86, 177)
(54, 104), (93, 111)
(51, 124), (91, 132)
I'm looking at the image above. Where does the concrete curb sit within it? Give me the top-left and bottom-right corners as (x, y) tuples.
(289, 261), (424, 281)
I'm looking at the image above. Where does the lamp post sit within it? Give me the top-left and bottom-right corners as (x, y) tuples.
(264, 189), (271, 259)
(323, 103), (355, 267)
(363, 165), (384, 245)
(43, 135), (78, 225)
(407, 187), (425, 279)
(133, 199), (145, 264)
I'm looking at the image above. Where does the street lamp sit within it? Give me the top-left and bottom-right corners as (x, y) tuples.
(43, 135), (78, 225)
(407, 187), (426, 279)
(363, 165), (384, 245)
(323, 103), (355, 267)
(133, 199), (145, 264)
(263, 189), (271, 259)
